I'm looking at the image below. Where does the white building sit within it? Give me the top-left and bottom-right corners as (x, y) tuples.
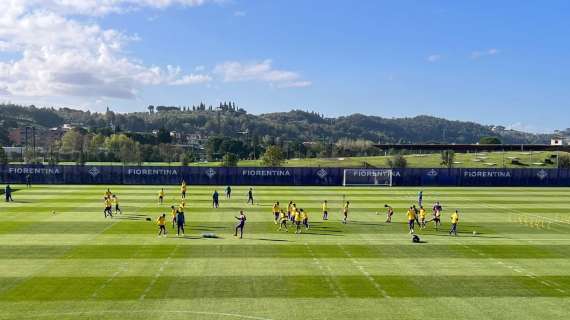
(550, 137), (567, 146)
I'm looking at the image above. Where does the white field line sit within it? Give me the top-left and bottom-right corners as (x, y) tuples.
(336, 243), (390, 299)
(139, 243), (178, 301)
(0, 310), (273, 320)
(461, 241), (566, 295)
(304, 242), (343, 298)
(91, 268), (123, 299)
(453, 195), (570, 226)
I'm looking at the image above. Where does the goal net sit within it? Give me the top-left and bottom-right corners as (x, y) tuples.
(342, 169), (393, 186)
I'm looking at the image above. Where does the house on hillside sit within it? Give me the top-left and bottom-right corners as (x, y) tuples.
(551, 136), (568, 146)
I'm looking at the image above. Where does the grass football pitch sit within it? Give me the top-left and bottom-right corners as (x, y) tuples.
(0, 185), (569, 319)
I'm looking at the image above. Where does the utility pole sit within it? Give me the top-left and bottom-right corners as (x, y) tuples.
(32, 126), (36, 161)
(24, 126), (30, 162)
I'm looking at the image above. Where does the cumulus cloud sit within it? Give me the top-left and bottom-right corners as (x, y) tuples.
(0, 1), (212, 100)
(6, 0), (216, 16)
(426, 54), (442, 63)
(471, 48), (500, 59)
(170, 74), (213, 85)
(213, 60), (311, 88)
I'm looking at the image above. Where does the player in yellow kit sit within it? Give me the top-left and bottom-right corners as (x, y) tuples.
(301, 209), (309, 230)
(419, 206), (427, 229)
(322, 200), (328, 220)
(103, 197), (113, 218)
(272, 202), (280, 224)
(158, 188), (165, 205)
(290, 203), (298, 223)
(449, 210), (459, 236)
(278, 210), (288, 232)
(406, 207), (416, 234)
(181, 180), (187, 199)
(294, 209), (303, 234)
(156, 214), (167, 237)
(112, 194), (122, 215)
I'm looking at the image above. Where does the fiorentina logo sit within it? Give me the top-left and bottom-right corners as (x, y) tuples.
(426, 169), (438, 177)
(205, 168), (216, 178)
(88, 167), (100, 177)
(537, 170), (548, 180)
(316, 168), (328, 179)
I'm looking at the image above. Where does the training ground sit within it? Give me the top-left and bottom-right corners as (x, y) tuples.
(0, 185), (569, 320)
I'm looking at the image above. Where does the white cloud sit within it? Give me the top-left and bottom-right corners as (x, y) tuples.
(4, 0), (217, 17)
(213, 59), (311, 88)
(426, 54), (442, 63)
(278, 81), (312, 88)
(234, 11), (246, 17)
(506, 122), (543, 133)
(170, 74), (212, 85)
(0, 1), (211, 100)
(471, 48), (500, 59)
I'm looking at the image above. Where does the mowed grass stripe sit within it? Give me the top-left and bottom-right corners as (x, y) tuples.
(3, 258), (570, 277)
(0, 275), (568, 300)
(0, 244), (569, 259)
(1, 185), (569, 320)
(0, 221), (567, 235)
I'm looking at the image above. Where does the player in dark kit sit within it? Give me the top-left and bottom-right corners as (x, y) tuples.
(4, 185), (13, 202)
(212, 190), (220, 208)
(247, 188), (254, 205)
(234, 210), (247, 239)
(176, 210), (186, 236)
(226, 186), (232, 199)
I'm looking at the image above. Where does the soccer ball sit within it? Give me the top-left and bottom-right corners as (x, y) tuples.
(472, 231), (477, 236)
(52, 211), (56, 215)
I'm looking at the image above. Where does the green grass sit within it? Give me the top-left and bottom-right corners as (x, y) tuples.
(0, 185), (569, 319)
(13, 151), (564, 168)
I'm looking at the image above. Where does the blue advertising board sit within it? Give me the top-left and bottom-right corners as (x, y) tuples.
(0, 165), (568, 186)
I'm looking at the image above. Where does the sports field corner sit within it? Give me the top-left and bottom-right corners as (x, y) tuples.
(1, 185), (570, 320)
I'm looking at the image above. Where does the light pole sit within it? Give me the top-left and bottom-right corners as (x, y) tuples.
(237, 129), (253, 159)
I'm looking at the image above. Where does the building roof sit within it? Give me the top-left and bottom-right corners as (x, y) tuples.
(374, 144), (570, 152)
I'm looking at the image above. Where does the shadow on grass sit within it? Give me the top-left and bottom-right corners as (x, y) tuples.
(113, 216), (148, 221)
(304, 232), (345, 237)
(193, 225), (227, 230)
(252, 238), (290, 242)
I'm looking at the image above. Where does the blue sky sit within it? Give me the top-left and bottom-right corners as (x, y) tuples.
(1, 0), (569, 132)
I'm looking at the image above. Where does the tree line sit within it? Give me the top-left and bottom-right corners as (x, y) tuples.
(0, 103), (554, 165)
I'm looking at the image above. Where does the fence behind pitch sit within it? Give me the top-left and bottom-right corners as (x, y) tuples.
(1, 165), (570, 186)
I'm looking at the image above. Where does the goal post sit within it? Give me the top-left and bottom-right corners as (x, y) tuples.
(342, 169), (393, 186)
